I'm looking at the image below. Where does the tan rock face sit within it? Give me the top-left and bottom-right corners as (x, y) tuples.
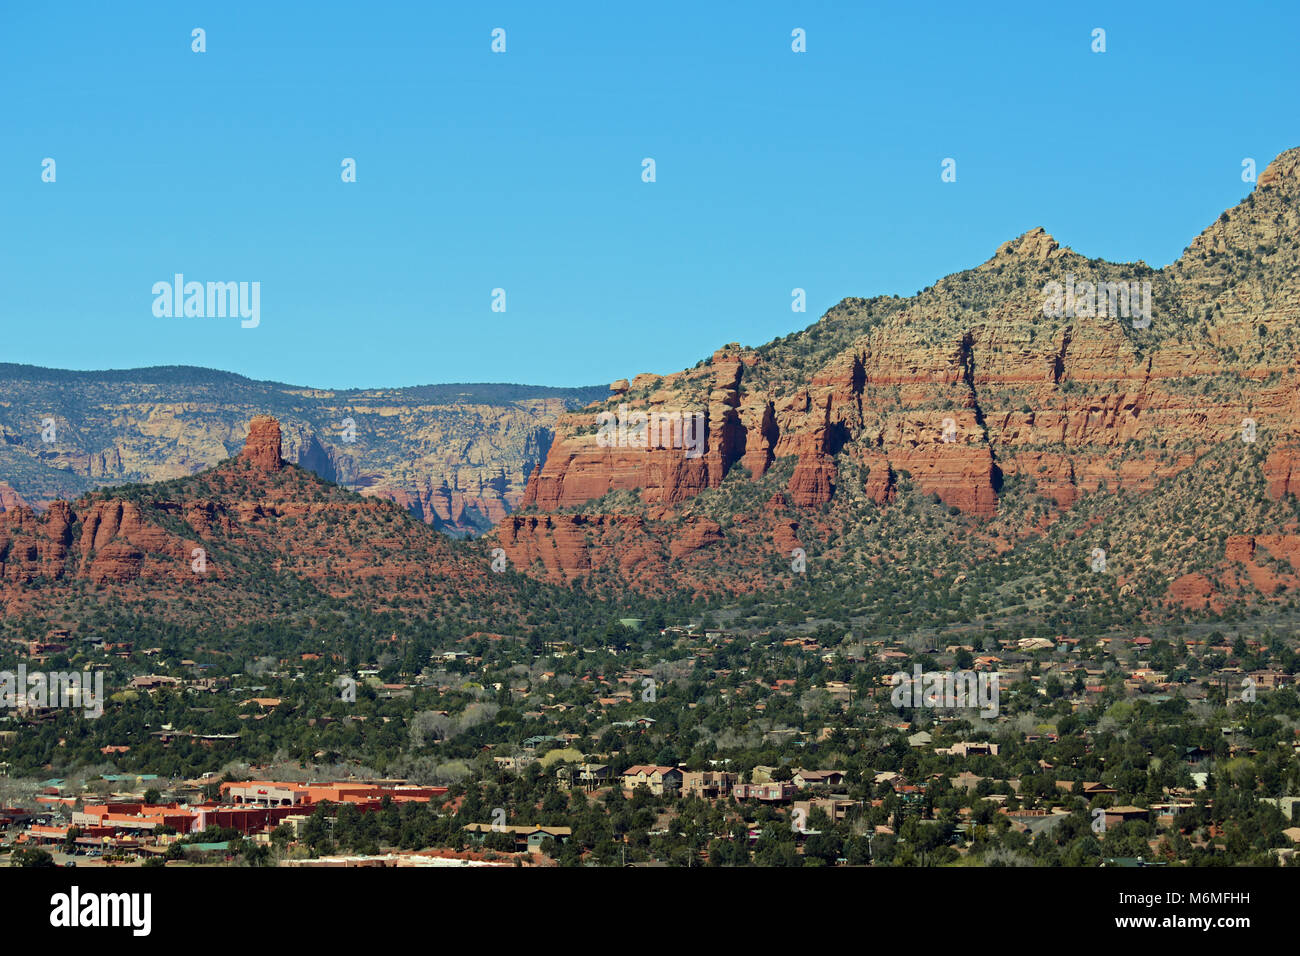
(0, 483), (27, 513)
(0, 377), (594, 535)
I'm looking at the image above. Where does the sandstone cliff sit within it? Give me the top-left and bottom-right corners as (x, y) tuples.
(495, 147), (1300, 612)
(0, 417), (516, 623)
(0, 370), (602, 536)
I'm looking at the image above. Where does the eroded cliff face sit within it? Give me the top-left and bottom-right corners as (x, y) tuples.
(0, 417), (509, 620)
(521, 355), (751, 512)
(0, 482), (27, 513)
(497, 148), (1300, 601)
(0, 372), (597, 535)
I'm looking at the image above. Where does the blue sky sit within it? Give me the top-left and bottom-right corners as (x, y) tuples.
(3, 1), (1296, 389)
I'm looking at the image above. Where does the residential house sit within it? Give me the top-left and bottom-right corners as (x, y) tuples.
(621, 765), (682, 796)
(462, 823), (572, 853)
(558, 763), (612, 793)
(734, 782), (795, 802)
(792, 769), (846, 790)
(681, 771), (736, 799)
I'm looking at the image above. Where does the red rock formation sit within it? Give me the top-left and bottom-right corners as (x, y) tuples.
(523, 442), (712, 511)
(494, 148), (1300, 593)
(1256, 533), (1300, 567)
(669, 518), (723, 559)
(999, 453), (1077, 508)
(1225, 535), (1256, 563)
(740, 401), (779, 479)
(0, 482), (27, 513)
(241, 415), (283, 471)
(88, 542), (146, 584)
(789, 451), (836, 507)
(860, 452), (896, 505)
(499, 514), (640, 582)
(1265, 442), (1300, 500)
(1167, 573), (1216, 611)
(765, 494), (802, 553)
(891, 444), (1000, 517)
(0, 416), (513, 620)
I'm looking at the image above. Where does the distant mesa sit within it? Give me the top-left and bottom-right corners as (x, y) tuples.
(240, 415), (283, 471)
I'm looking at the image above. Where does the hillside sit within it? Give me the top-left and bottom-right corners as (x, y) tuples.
(496, 147), (1300, 629)
(0, 364), (605, 536)
(0, 416), (598, 637)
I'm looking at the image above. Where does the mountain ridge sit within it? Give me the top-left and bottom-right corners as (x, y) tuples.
(0, 364), (606, 536)
(0, 415), (537, 629)
(496, 146), (1300, 622)
(0, 362), (606, 399)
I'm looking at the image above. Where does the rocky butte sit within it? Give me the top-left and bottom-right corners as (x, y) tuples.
(241, 414), (283, 471)
(0, 416), (508, 622)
